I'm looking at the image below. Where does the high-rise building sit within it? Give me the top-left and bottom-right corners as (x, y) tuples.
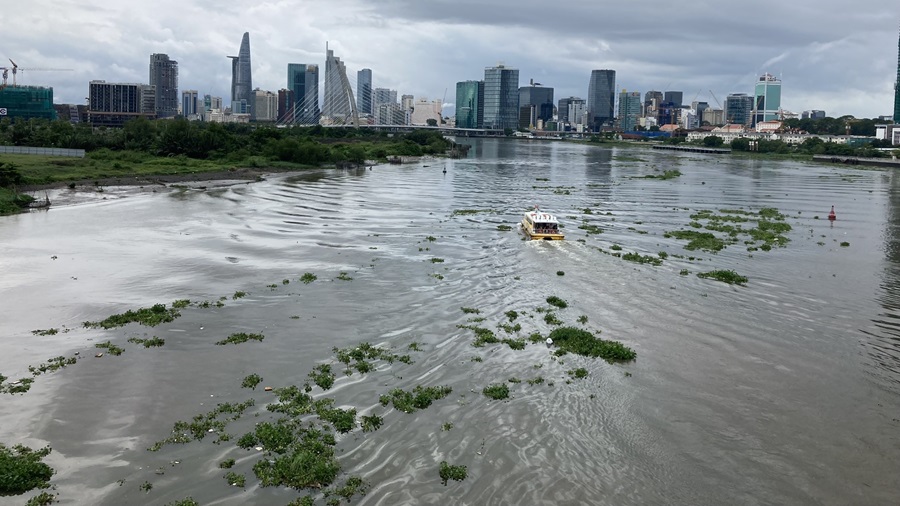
(149, 54), (178, 118)
(202, 94), (222, 112)
(482, 64), (519, 130)
(287, 63), (319, 124)
(0, 86), (56, 120)
(456, 80), (484, 129)
(322, 43), (351, 122)
(644, 91), (663, 121)
(754, 73), (782, 124)
(692, 101), (709, 125)
(251, 89), (278, 122)
(357, 68), (372, 115)
(664, 91), (683, 109)
(228, 33), (252, 114)
(725, 93), (753, 126)
(401, 94), (414, 113)
(801, 110), (826, 120)
(374, 88), (397, 106)
(277, 89), (295, 123)
(587, 69), (615, 131)
(181, 90), (198, 117)
(702, 108), (725, 126)
(617, 90), (641, 131)
(567, 99), (586, 128)
(557, 96), (582, 124)
(518, 80), (554, 126)
(893, 28), (899, 123)
(88, 81), (156, 127)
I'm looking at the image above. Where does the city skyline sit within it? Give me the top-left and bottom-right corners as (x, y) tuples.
(4, 1), (898, 119)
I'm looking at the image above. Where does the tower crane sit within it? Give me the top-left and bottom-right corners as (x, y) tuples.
(0, 59), (74, 89)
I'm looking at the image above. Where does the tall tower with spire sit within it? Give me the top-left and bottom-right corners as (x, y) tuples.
(228, 32), (252, 114)
(894, 26), (900, 123)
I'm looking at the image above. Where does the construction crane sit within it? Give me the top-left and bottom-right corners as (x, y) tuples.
(0, 59), (73, 89)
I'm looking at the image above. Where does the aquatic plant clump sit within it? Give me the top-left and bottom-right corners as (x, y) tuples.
(95, 341), (124, 356)
(252, 427), (341, 491)
(84, 303), (181, 329)
(439, 461), (468, 485)
(482, 383), (510, 400)
(379, 385), (453, 413)
(642, 170), (682, 180)
(621, 252), (663, 266)
(0, 444), (54, 495)
(127, 336), (165, 348)
(546, 296), (568, 309)
(697, 270), (748, 285)
(665, 230), (726, 252)
(215, 333), (265, 346)
(300, 273), (317, 284)
(241, 374), (263, 390)
(308, 364), (336, 390)
(547, 327), (636, 362)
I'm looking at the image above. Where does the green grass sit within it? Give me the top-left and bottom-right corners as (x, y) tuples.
(439, 461), (468, 485)
(215, 332), (265, 345)
(697, 270), (748, 285)
(548, 327), (636, 362)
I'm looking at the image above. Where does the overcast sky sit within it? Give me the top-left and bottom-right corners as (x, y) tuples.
(7, 0), (899, 118)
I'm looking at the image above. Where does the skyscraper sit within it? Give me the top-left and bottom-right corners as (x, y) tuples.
(663, 91), (683, 109)
(482, 64), (519, 130)
(322, 43), (351, 122)
(894, 27), (899, 123)
(617, 90), (641, 131)
(357, 69), (372, 115)
(518, 80), (554, 125)
(725, 93), (753, 126)
(277, 89), (295, 123)
(181, 90), (198, 117)
(587, 69), (615, 131)
(228, 33), (252, 113)
(287, 63), (319, 124)
(455, 80), (484, 129)
(149, 54), (178, 118)
(754, 73), (782, 124)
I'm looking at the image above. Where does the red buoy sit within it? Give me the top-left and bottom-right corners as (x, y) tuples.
(828, 205), (836, 221)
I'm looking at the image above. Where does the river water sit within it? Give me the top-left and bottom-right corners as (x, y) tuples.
(1, 139), (898, 505)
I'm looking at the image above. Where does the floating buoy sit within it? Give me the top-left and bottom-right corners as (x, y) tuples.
(828, 205), (836, 221)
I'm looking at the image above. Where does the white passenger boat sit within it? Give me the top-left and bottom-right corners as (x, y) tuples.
(521, 209), (564, 241)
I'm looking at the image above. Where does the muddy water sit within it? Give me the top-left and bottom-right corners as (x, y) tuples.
(1, 139), (899, 505)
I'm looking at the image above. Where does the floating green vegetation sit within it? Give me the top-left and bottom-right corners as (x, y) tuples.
(172, 299), (191, 309)
(642, 170), (682, 180)
(502, 338), (526, 350)
(282, 279), (290, 285)
(552, 187), (572, 195)
(840, 241), (850, 247)
(379, 385), (453, 413)
(505, 310), (519, 321)
(224, 471), (246, 487)
(241, 373), (263, 390)
(556, 271), (565, 276)
(658, 251), (668, 259)
(84, 303), (181, 329)
(458, 325), (500, 347)
(460, 307), (481, 314)
(300, 273), (317, 284)
(543, 312), (563, 326)
(424, 236), (438, 243)
(267, 284), (278, 289)
(471, 356), (483, 362)
(665, 230), (726, 252)
(577, 315), (588, 324)
(233, 291), (248, 299)
(127, 336), (165, 348)
(508, 377), (521, 384)
(680, 269), (690, 276)
(439, 461), (468, 486)
(451, 209), (493, 216)
(546, 296), (568, 309)
(428, 258), (444, 263)
(165, 498), (199, 506)
(442, 422), (454, 431)
(309, 364), (336, 390)
(408, 342), (422, 352)
(430, 273), (444, 280)
(336, 272), (353, 281)
(360, 415), (383, 433)
(25, 491), (56, 506)
(0, 444), (54, 495)
(567, 368), (589, 379)
(28, 356), (77, 376)
(140, 481), (152, 492)
(333, 342), (412, 375)
(30, 328), (58, 336)
(251, 426), (341, 491)
(526, 376), (545, 385)
(579, 223), (603, 234)
(148, 399), (256, 451)
(498, 321), (522, 334)
(95, 341), (124, 356)
(610, 244), (622, 251)
(497, 224), (512, 231)
(548, 327), (636, 362)
(215, 333), (265, 346)
(324, 476), (369, 503)
(316, 404), (357, 434)
(0, 375), (34, 394)
(527, 333), (544, 344)
(219, 458), (236, 469)
(697, 270), (748, 285)
(482, 383), (510, 400)
(535, 177), (550, 181)
(622, 252), (663, 266)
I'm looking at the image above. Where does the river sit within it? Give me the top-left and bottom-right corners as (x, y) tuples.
(1, 138), (898, 505)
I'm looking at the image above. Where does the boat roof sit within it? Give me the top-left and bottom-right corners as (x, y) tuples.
(524, 211), (559, 224)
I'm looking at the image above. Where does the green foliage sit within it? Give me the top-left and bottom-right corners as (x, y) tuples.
(241, 373), (263, 390)
(546, 296), (568, 309)
(252, 427), (340, 490)
(25, 492), (56, 506)
(482, 383), (510, 400)
(702, 135), (724, 147)
(622, 252), (663, 266)
(165, 499), (199, 506)
(215, 333), (265, 345)
(219, 458), (236, 469)
(127, 336), (165, 348)
(224, 471), (246, 487)
(666, 230), (727, 252)
(697, 270), (748, 285)
(84, 303), (180, 329)
(171, 299), (191, 309)
(567, 368), (589, 379)
(429, 258), (444, 263)
(95, 341), (124, 356)
(556, 271), (565, 276)
(460, 307), (480, 314)
(643, 170), (682, 180)
(360, 415), (383, 432)
(380, 385), (453, 413)
(232, 291), (248, 299)
(840, 241), (850, 247)
(308, 364), (336, 390)
(325, 475), (369, 502)
(0, 162), (24, 187)
(27, 356), (77, 376)
(548, 327), (636, 362)
(336, 272), (353, 281)
(300, 273), (317, 284)
(0, 444), (54, 495)
(439, 461), (468, 485)
(579, 224), (603, 234)
(543, 312), (562, 325)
